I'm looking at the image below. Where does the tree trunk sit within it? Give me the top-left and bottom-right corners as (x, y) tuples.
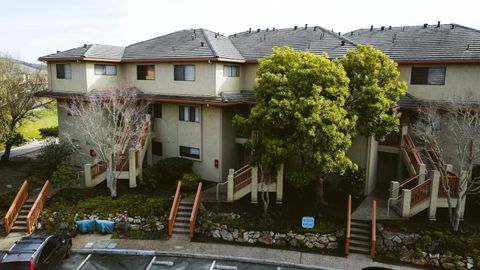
(316, 175), (328, 208)
(0, 142), (13, 162)
(106, 167), (117, 197)
(452, 198), (463, 232)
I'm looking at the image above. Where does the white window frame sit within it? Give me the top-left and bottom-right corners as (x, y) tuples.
(179, 105), (200, 123)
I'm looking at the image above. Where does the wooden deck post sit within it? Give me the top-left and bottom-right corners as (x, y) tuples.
(227, 169), (234, 202)
(84, 164), (93, 187)
(401, 189), (412, 217)
(251, 166), (258, 204)
(428, 170), (440, 221)
(275, 164), (284, 204)
(128, 148), (137, 188)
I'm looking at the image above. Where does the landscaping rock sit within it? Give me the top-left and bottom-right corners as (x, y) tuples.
(289, 238), (299, 247)
(258, 234), (273, 245)
(221, 229), (234, 241)
(295, 234), (305, 241)
(327, 242), (338, 249)
(130, 224), (141, 231)
(275, 239), (287, 246)
(212, 229), (221, 239)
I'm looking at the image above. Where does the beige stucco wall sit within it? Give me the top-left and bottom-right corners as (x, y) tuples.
(57, 101), (94, 166)
(153, 103), (222, 182)
(398, 64), (480, 100)
(242, 63), (258, 91)
(123, 62), (216, 96)
(221, 107), (239, 181)
(215, 63), (242, 94)
(48, 62), (87, 93)
(86, 62), (124, 91)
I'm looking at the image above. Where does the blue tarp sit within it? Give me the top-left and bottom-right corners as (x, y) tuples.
(95, 220), (115, 234)
(76, 220), (96, 234)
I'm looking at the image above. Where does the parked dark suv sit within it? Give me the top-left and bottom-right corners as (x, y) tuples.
(0, 234), (72, 270)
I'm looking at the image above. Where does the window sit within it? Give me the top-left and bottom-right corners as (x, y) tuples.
(152, 104), (162, 118)
(179, 106), (200, 123)
(223, 65), (240, 77)
(411, 67), (446, 85)
(38, 238), (58, 263)
(174, 65), (195, 81)
(180, 146), (200, 159)
(152, 141), (162, 156)
(137, 65), (155, 80)
(56, 64), (71, 79)
(95, 64), (117, 75)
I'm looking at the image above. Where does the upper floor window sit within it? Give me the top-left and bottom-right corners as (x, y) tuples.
(411, 67), (446, 85)
(223, 65), (240, 77)
(56, 64), (71, 79)
(174, 65), (195, 81)
(179, 105), (200, 123)
(95, 64), (117, 76)
(137, 65), (155, 80)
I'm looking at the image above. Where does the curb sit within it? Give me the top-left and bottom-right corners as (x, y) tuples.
(72, 248), (336, 270)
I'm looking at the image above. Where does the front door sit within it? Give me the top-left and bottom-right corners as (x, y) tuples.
(376, 152), (398, 189)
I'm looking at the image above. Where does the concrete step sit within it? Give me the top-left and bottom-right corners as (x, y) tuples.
(19, 210), (30, 215)
(351, 221), (370, 228)
(350, 234), (370, 241)
(11, 226), (27, 233)
(351, 227), (370, 235)
(349, 246), (370, 255)
(350, 239), (370, 248)
(173, 222), (189, 229)
(177, 211), (191, 217)
(178, 205), (193, 211)
(176, 216), (190, 222)
(14, 220), (27, 226)
(173, 227), (189, 234)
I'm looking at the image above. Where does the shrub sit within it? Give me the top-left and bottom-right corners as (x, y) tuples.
(51, 165), (78, 188)
(181, 172), (200, 191)
(142, 158), (193, 190)
(339, 167), (366, 198)
(39, 126), (59, 138)
(29, 167), (54, 186)
(39, 140), (73, 169)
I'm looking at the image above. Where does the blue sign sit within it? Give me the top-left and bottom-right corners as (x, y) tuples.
(301, 216), (315, 229)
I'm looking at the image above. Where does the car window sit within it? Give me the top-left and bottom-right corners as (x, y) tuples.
(0, 262), (31, 270)
(38, 239), (59, 263)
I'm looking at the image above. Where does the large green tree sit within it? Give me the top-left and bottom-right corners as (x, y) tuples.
(235, 45), (406, 209)
(0, 56), (48, 161)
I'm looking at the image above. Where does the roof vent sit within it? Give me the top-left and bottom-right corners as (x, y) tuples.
(194, 29), (196, 33)
(305, 24), (308, 30)
(338, 32), (341, 36)
(234, 33), (237, 38)
(83, 44), (87, 48)
(294, 26), (298, 30)
(466, 44), (470, 51)
(451, 24), (455, 29)
(266, 28), (269, 32)
(341, 40), (346, 46)
(370, 25), (373, 31)
(257, 28), (260, 33)
(200, 42), (205, 47)
(313, 26), (317, 31)
(57, 51), (61, 53)
(273, 27), (276, 31)
(392, 33), (397, 43)
(402, 26), (405, 31)
(248, 28), (252, 33)
(191, 34), (195, 40)
(380, 26), (385, 31)
(350, 31), (353, 36)
(437, 21), (441, 27)
(423, 23), (428, 28)
(388, 26), (392, 30)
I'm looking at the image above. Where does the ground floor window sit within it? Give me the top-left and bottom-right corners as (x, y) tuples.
(152, 141), (162, 156)
(179, 105), (200, 123)
(179, 146), (200, 159)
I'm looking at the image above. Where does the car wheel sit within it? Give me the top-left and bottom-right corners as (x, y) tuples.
(65, 242), (72, 258)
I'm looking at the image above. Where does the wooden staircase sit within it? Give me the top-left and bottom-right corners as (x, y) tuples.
(173, 201), (193, 235)
(10, 198), (35, 233)
(349, 219), (372, 255)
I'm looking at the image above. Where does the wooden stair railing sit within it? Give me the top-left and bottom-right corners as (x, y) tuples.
(410, 179), (432, 207)
(371, 200), (377, 258)
(26, 180), (50, 234)
(3, 181), (29, 234)
(168, 181), (182, 235)
(438, 174), (460, 198)
(345, 195), (352, 255)
(189, 182), (203, 239)
(404, 134), (423, 166)
(233, 165), (252, 193)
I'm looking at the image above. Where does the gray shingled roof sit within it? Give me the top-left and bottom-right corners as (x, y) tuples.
(40, 44), (125, 60)
(123, 29), (243, 60)
(345, 23), (480, 61)
(229, 26), (356, 60)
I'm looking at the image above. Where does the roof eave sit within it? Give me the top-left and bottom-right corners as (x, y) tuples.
(396, 59), (480, 65)
(38, 57), (245, 63)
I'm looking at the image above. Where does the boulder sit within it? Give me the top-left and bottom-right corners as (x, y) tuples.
(275, 239), (287, 246)
(212, 229), (221, 239)
(258, 234), (273, 245)
(305, 242), (314, 249)
(289, 239), (299, 247)
(130, 224), (141, 231)
(221, 229), (234, 241)
(315, 242), (326, 249)
(442, 263), (456, 269)
(327, 242), (338, 249)
(318, 236), (329, 244)
(327, 235), (337, 242)
(295, 234), (305, 241)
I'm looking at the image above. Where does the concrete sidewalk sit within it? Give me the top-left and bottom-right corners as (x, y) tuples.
(71, 233), (420, 270)
(0, 139), (46, 158)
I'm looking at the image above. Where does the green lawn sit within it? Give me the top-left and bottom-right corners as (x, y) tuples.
(17, 108), (58, 139)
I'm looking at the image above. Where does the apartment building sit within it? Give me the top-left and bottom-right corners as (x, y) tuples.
(38, 23), (480, 212)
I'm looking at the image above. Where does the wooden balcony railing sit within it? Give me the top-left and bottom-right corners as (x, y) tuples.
(404, 134), (423, 166)
(410, 179), (432, 206)
(189, 182), (203, 239)
(233, 165), (252, 192)
(91, 161), (106, 179)
(345, 195), (352, 255)
(168, 181), (182, 235)
(438, 174), (459, 198)
(26, 180), (50, 234)
(371, 200), (377, 258)
(116, 154), (129, 171)
(3, 181), (29, 234)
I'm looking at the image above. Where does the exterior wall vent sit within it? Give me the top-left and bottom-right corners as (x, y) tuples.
(200, 42), (204, 47)
(248, 28), (252, 33)
(388, 26), (392, 30)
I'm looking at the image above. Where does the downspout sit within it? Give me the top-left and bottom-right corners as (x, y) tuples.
(364, 137), (372, 195)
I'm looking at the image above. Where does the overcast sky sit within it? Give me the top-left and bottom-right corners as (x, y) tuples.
(1, 0), (479, 63)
